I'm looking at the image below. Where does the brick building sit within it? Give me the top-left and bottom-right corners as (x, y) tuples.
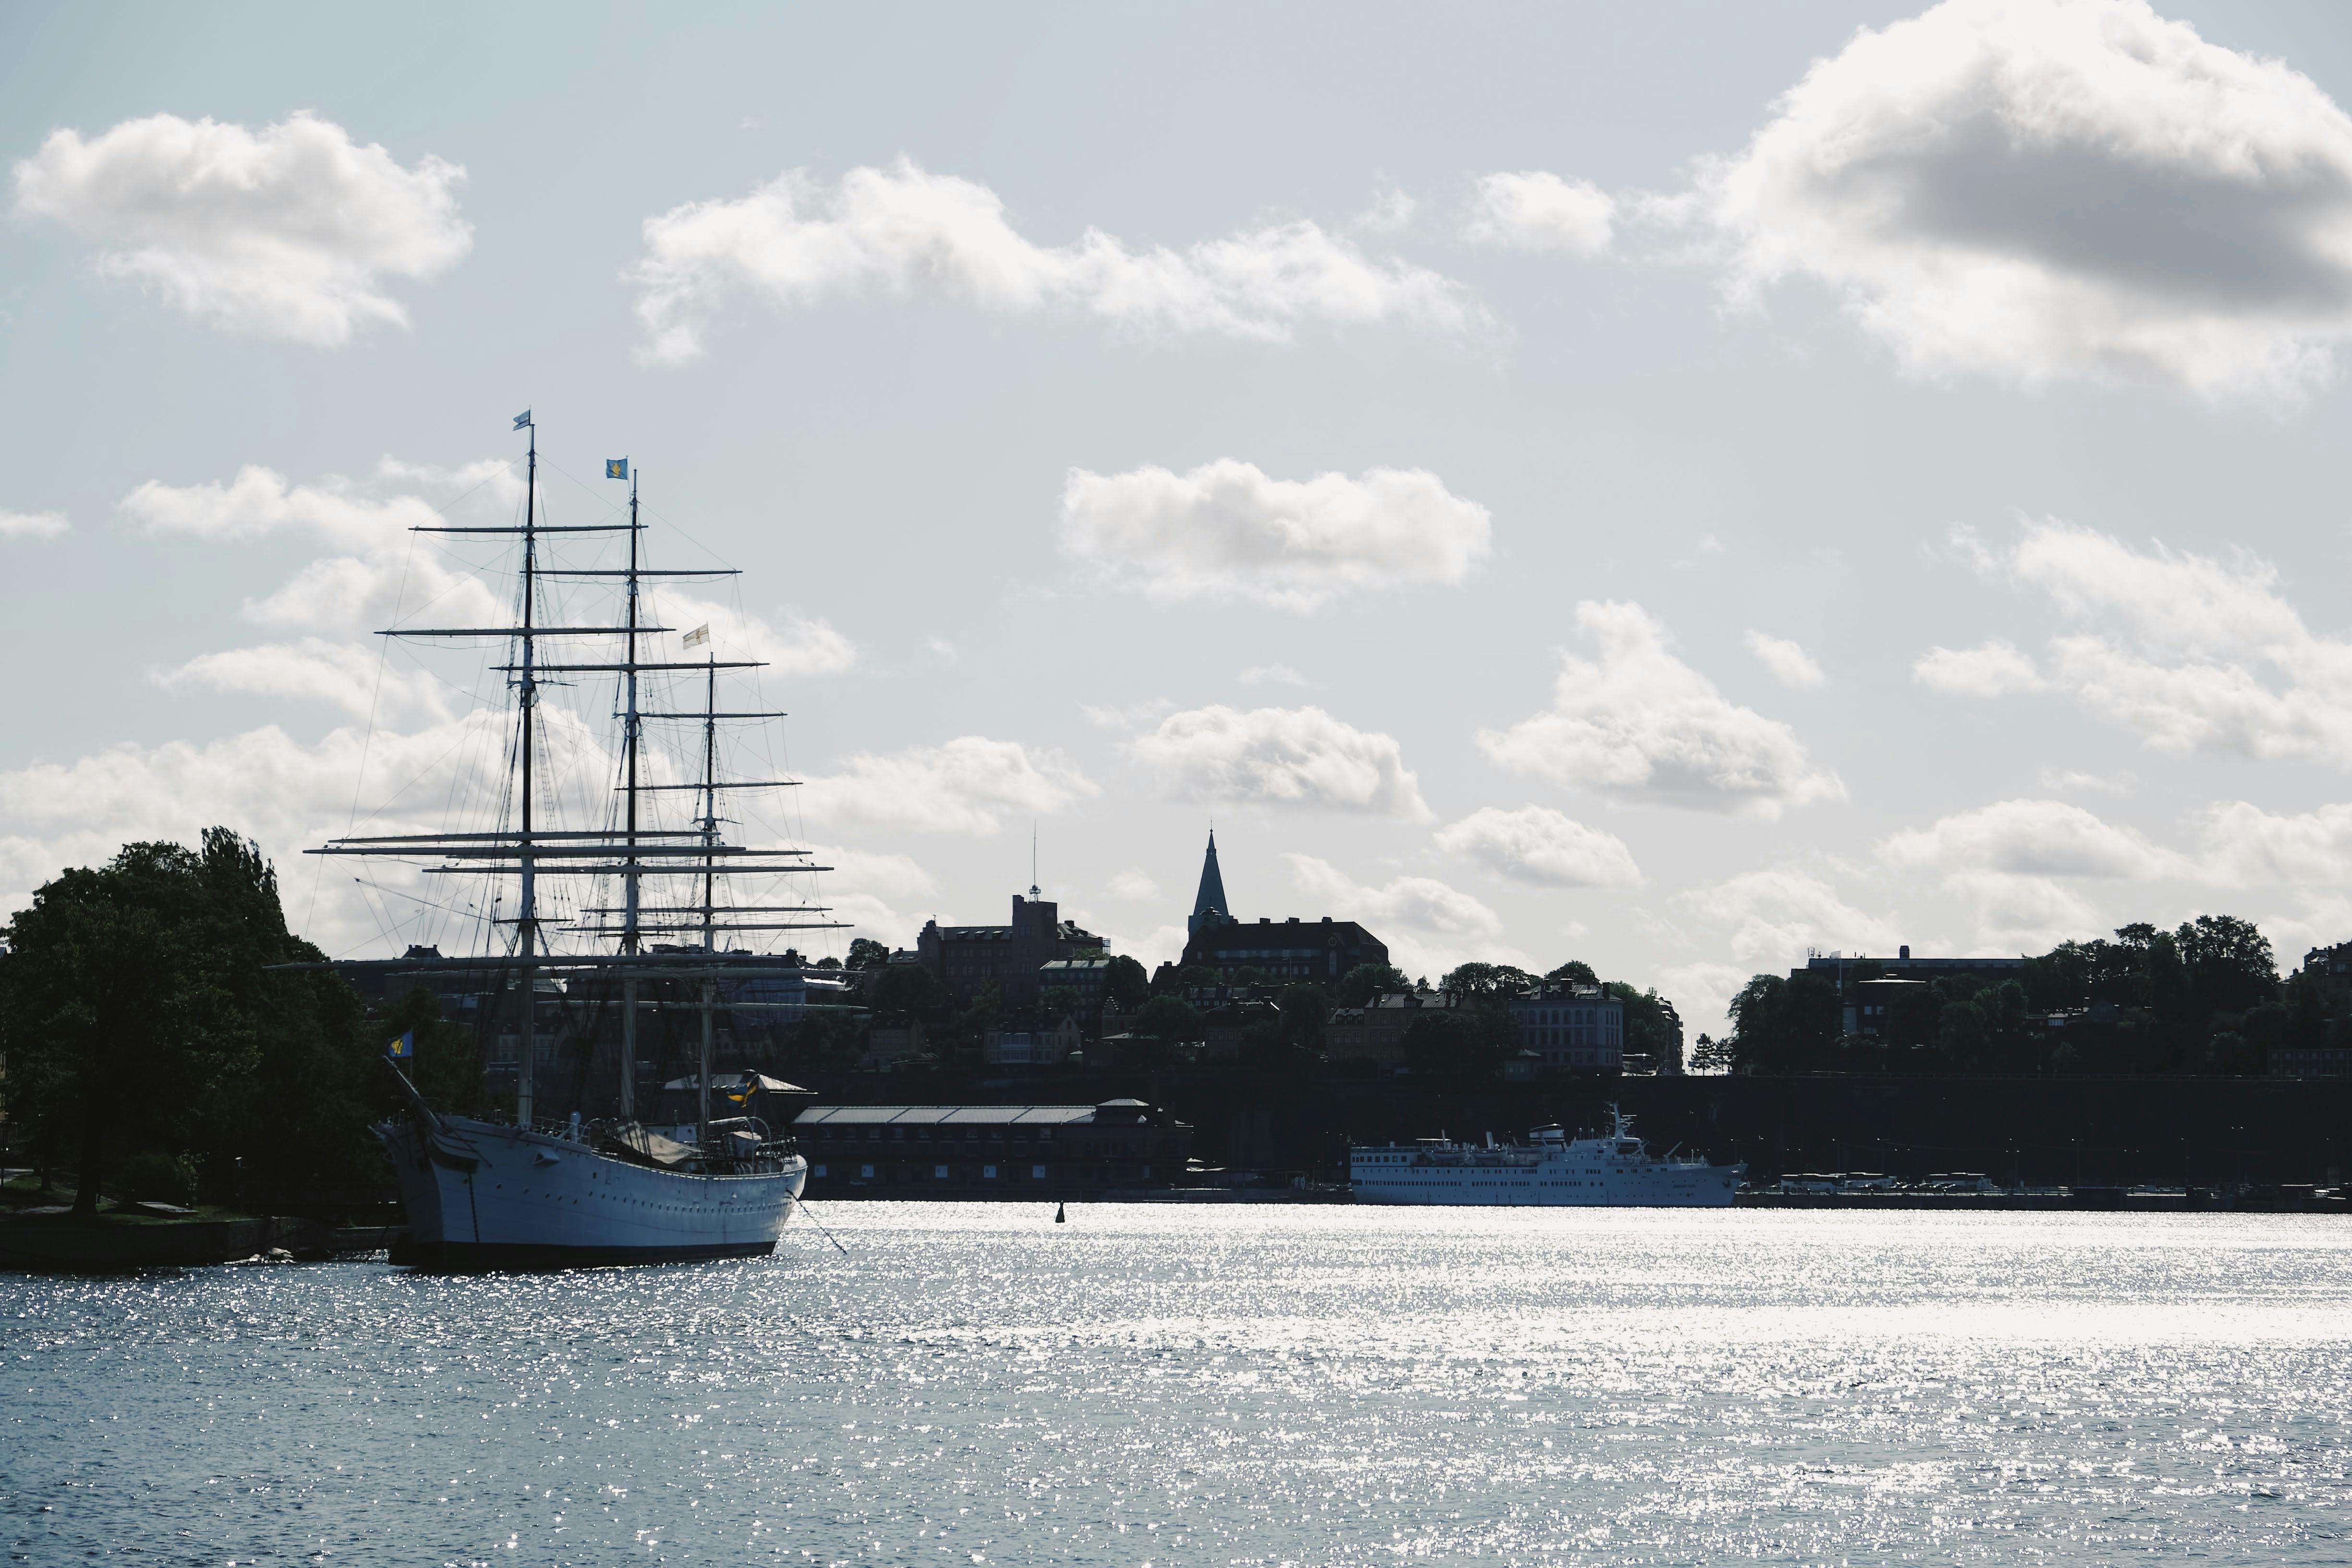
(918, 891), (1105, 1005)
(1508, 984), (1625, 1072)
(1181, 915), (1389, 984)
(1325, 991), (1465, 1066)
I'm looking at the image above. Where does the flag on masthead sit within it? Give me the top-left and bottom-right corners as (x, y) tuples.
(606, 458), (629, 480)
(683, 624), (711, 649)
(513, 409), (532, 430)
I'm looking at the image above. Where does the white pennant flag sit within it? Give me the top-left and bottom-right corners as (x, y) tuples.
(683, 624), (711, 649)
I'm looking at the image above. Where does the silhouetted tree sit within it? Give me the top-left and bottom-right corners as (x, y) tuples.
(1335, 962), (1410, 1007)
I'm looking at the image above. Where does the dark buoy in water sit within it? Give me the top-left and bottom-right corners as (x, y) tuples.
(1055, 1201), (1066, 1224)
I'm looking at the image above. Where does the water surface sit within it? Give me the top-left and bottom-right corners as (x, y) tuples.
(6, 1204), (2349, 1564)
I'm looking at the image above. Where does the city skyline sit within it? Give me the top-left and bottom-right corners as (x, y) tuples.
(10, 0), (2352, 1030)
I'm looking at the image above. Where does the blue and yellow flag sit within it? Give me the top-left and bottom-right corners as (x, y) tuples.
(606, 458), (628, 480)
(725, 1071), (758, 1107)
(387, 1030), (416, 1060)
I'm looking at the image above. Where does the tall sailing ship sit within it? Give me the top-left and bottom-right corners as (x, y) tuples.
(315, 413), (833, 1267)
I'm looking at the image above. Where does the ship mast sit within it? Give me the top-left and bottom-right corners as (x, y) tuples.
(698, 648), (718, 1143)
(619, 463), (642, 1120)
(517, 413), (539, 1130)
(306, 414), (855, 1141)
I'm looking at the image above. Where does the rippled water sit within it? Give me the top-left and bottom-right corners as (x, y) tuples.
(6, 1205), (2350, 1565)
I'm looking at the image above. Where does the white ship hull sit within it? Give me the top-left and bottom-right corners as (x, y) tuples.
(1352, 1116), (1742, 1207)
(377, 1115), (805, 1268)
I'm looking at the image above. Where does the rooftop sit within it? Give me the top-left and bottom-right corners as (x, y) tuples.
(795, 1104), (1102, 1128)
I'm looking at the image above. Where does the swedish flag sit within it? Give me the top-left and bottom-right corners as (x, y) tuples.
(387, 1030), (416, 1060)
(606, 458), (628, 480)
(725, 1071), (758, 1107)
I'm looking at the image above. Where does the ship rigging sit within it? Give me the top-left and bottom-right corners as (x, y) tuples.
(300, 413), (842, 1266)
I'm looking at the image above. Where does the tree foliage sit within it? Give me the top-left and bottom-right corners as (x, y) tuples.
(1439, 962), (1534, 1001)
(868, 962), (942, 1020)
(1335, 962), (1410, 1008)
(1102, 954), (1151, 1010)
(1719, 916), (2296, 1076)
(0, 829), (376, 1215)
(1133, 995), (1203, 1044)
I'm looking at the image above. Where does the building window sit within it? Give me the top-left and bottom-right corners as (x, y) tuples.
(934, 1164), (949, 1179)
(859, 1164), (874, 1178)
(983, 1165), (998, 1179)
(813, 1164), (828, 1178)
(1032, 1164), (1047, 1179)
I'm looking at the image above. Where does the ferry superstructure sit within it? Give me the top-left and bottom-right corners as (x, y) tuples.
(305, 414), (833, 1268)
(1350, 1109), (1743, 1206)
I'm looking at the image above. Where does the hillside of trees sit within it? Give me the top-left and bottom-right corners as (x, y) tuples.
(1696, 916), (2319, 1077)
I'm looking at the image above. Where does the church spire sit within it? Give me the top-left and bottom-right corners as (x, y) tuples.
(1188, 828), (1232, 937)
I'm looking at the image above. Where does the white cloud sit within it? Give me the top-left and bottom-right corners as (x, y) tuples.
(0, 709), (565, 957)
(1285, 852), (1523, 980)
(1654, 961), (1751, 1040)
(1286, 853), (1503, 938)
(1878, 797), (2180, 879)
(1462, 170), (1616, 256)
(1919, 639), (2051, 700)
(1128, 705), (1431, 821)
(1353, 184), (1419, 235)
(1106, 869), (1160, 901)
(1949, 519), (2352, 766)
(1058, 460), (1492, 613)
(1940, 871), (2107, 954)
(121, 462), (439, 545)
(630, 158), (1491, 364)
(2245, 891), (2352, 960)
(0, 509), (69, 540)
(1089, 920), (1189, 971)
(1672, 868), (1903, 969)
(807, 843), (937, 902)
(2196, 800), (2352, 886)
(154, 637), (451, 722)
(1079, 696), (1177, 730)
(791, 843), (939, 951)
(117, 461), (509, 648)
(1238, 663), (1310, 689)
(1479, 601), (1844, 816)
(1434, 804), (1642, 889)
(654, 590), (858, 679)
(1670, 533), (1728, 572)
(13, 111), (469, 346)
(1697, 0), (2352, 399)
(927, 637), (959, 666)
(1878, 796), (2189, 953)
(1915, 639), (2046, 697)
(1744, 630), (1827, 691)
(2039, 767), (2134, 796)
(797, 737), (1094, 835)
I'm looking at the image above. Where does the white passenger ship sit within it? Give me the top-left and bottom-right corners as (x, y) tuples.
(1351, 1109), (1743, 1206)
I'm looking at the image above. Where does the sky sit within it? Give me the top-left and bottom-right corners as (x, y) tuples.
(9, 0), (2352, 1032)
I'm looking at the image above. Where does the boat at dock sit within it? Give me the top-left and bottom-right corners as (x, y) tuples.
(306, 416), (835, 1268)
(1349, 1108), (1742, 1207)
